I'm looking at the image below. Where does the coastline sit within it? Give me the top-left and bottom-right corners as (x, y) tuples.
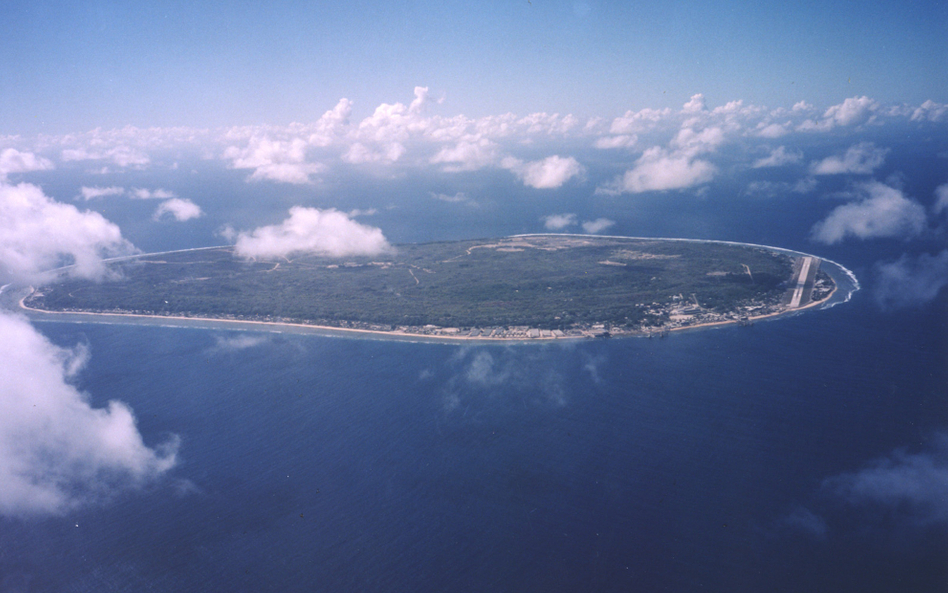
(12, 235), (855, 344)
(17, 282), (839, 344)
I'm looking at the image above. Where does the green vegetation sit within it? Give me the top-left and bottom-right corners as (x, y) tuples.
(28, 236), (796, 331)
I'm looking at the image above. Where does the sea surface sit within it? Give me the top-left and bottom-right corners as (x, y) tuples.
(4, 280), (945, 592)
(6, 138), (947, 592)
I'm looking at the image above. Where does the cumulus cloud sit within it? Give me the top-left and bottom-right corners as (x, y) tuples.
(130, 188), (175, 200)
(910, 100), (948, 123)
(822, 434), (948, 527)
(153, 198), (203, 222)
(501, 155), (584, 189)
(824, 96), (879, 126)
(609, 147), (716, 194)
(582, 218), (615, 234)
(609, 107), (672, 134)
(798, 96), (879, 131)
(753, 146), (802, 168)
(933, 183), (948, 216)
(223, 137), (323, 184)
(430, 136), (499, 171)
(810, 142), (888, 175)
(811, 181), (927, 244)
(0, 311), (177, 516)
(543, 213), (577, 230)
(79, 186), (125, 200)
(682, 94), (708, 113)
(0, 149), (53, 179)
(756, 122), (790, 138)
(594, 134), (638, 149)
(234, 206), (392, 259)
(873, 250), (948, 309)
(671, 126), (726, 154)
(62, 146), (150, 168)
(0, 182), (135, 283)
(307, 98), (353, 146)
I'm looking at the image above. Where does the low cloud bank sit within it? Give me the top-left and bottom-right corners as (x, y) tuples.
(582, 218), (615, 234)
(811, 181), (926, 244)
(542, 213), (577, 230)
(822, 433), (948, 527)
(611, 147), (716, 194)
(234, 206), (392, 259)
(873, 250), (948, 309)
(810, 142), (888, 175)
(154, 198), (203, 222)
(0, 148), (53, 179)
(0, 312), (177, 516)
(0, 182), (134, 283)
(502, 155), (584, 189)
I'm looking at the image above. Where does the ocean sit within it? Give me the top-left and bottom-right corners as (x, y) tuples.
(5, 137), (947, 592)
(3, 277), (944, 592)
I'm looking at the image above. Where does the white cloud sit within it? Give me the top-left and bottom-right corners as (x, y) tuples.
(582, 218), (615, 234)
(223, 137), (323, 184)
(153, 198), (203, 222)
(342, 141), (405, 164)
(0, 311), (177, 516)
(431, 192), (472, 204)
(234, 206), (392, 259)
(130, 187), (175, 200)
(609, 107), (672, 134)
(61, 146), (150, 168)
(542, 213), (577, 230)
(517, 112), (580, 135)
(933, 183), (948, 215)
(810, 142), (888, 175)
(873, 250), (948, 309)
(0, 149), (53, 179)
(753, 146), (802, 168)
(671, 126), (726, 155)
(502, 155), (584, 189)
(811, 181), (927, 244)
(611, 147), (716, 193)
(822, 434), (948, 527)
(594, 134), (638, 149)
(347, 208), (378, 217)
(79, 186), (125, 200)
(0, 182), (134, 283)
(824, 95), (879, 127)
(682, 94), (707, 113)
(799, 96), (879, 131)
(307, 98), (352, 146)
(430, 136), (499, 171)
(756, 122), (790, 138)
(910, 100), (948, 123)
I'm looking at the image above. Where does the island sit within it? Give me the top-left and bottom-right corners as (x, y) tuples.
(22, 235), (836, 341)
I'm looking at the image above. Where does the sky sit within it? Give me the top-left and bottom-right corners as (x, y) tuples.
(1, 0), (946, 134)
(0, 0), (947, 524)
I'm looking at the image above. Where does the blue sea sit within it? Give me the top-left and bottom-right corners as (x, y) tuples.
(4, 282), (944, 592)
(6, 137), (948, 592)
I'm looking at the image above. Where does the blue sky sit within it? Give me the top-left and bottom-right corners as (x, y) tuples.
(2, 0), (945, 133)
